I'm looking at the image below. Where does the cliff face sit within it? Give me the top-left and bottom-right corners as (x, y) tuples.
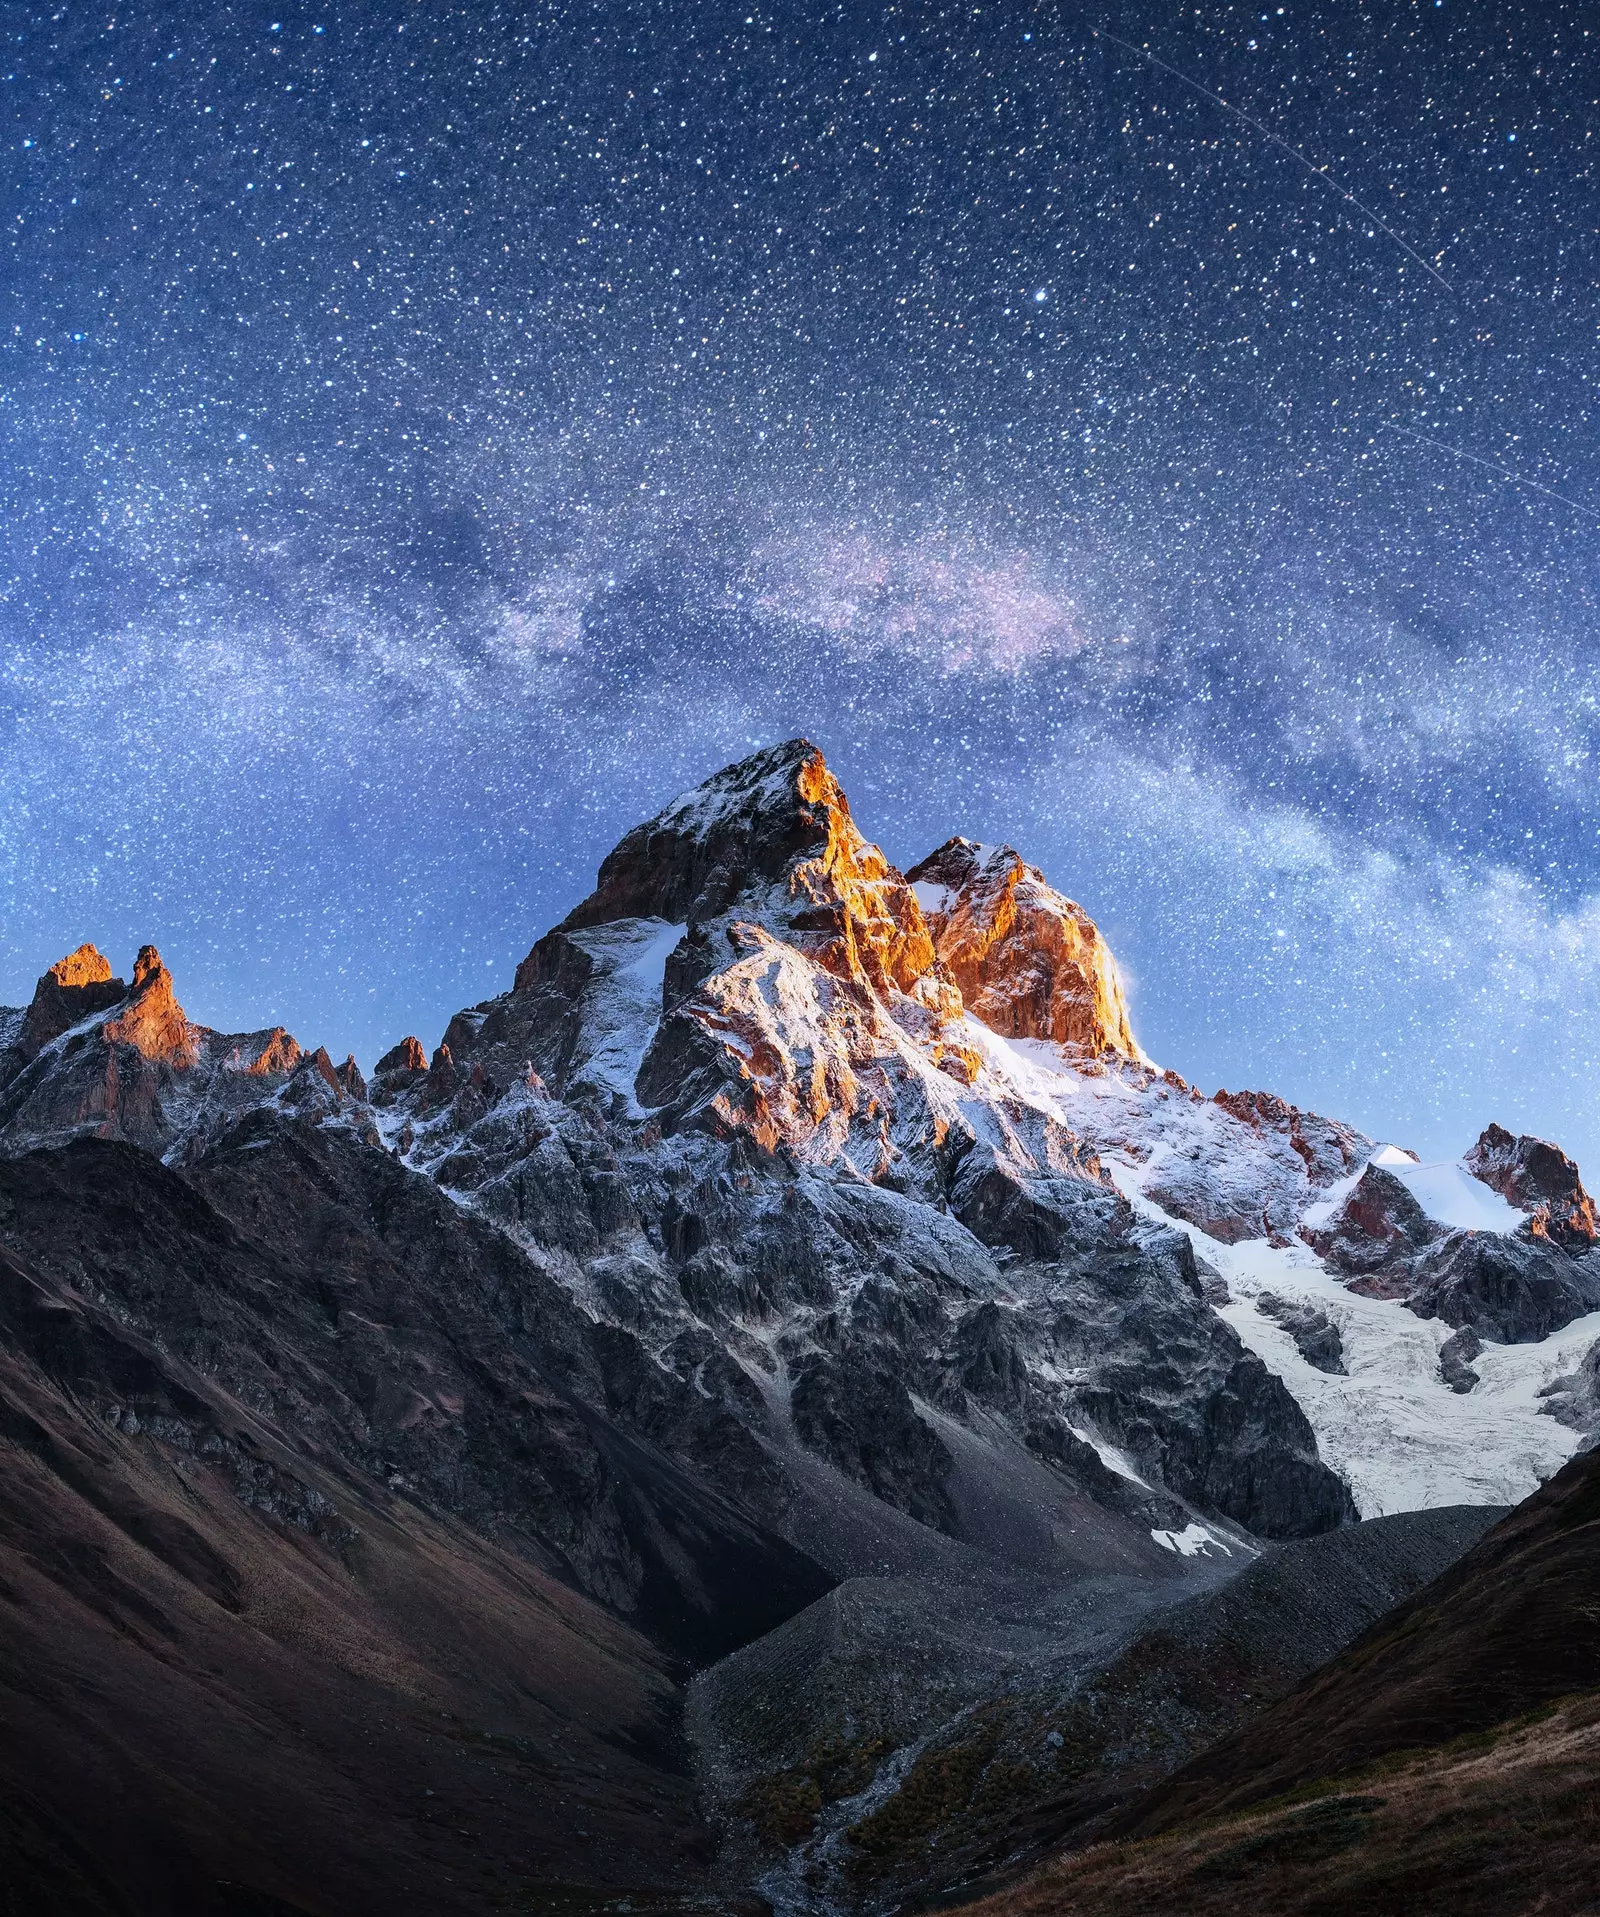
(549, 737), (937, 997)
(907, 836), (1141, 1058)
(1466, 1120), (1598, 1252)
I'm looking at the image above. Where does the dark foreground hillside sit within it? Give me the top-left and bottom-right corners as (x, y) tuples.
(956, 1698), (1600, 1917)
(956, 1444), (1600, 1917)
(0, 1129), (826, 1916)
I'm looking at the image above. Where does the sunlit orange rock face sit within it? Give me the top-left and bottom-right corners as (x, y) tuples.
(47, 943), (113, 990)
(17, 942), (126, 1059)
(542, 737), (936, 998)
(1, 944), (197, 1151)
(102, 946), (199, 1067)
(243, 1029), (304, 1076)
(906, 838), (1141, 1060)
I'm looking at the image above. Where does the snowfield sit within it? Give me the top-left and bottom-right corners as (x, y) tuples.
(941, 1024), (1591, 1518)
(1377, 1147), (1524, 1234)
(1113, 1165), (1595, 1516)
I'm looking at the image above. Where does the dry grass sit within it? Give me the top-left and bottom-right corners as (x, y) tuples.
(953, 1692), (1600, 1917)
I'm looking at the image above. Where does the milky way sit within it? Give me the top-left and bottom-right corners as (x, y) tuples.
(4, 1), (1599, 1160)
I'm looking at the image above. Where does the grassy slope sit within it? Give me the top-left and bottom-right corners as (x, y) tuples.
(957, 1692), (1600, 1917)
(952, 1445), (1600, 1916)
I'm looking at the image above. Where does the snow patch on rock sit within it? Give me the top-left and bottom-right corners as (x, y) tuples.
(1385, 1157), (1523, 1235)
(1151, 1522), (1233, 1558)
(560, 917), (684, 1113)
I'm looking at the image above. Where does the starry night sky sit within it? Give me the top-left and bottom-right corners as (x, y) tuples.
(4, 1), (1599, 1162)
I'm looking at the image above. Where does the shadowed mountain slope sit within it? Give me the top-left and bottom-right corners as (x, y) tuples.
(0, 1127), (830, 1916)
(948, 1445), (1600, 1917)
(1114, 1440), (1600, 1838)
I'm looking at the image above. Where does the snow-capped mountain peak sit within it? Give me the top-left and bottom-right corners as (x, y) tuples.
(5, 741), (1598, 1569)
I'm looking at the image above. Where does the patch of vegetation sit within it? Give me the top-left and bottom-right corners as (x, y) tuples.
(735, 1732), (893, 1848)
(738, 1772), (823, 1848)
(847, 1712), (1006, 1860)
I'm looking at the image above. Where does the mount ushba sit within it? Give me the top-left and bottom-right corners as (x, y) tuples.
(1, 738), (1598, 1917)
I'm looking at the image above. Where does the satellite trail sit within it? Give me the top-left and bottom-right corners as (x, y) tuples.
(1092, 26), (1454, 293)
(1383, 422), (1600, 524)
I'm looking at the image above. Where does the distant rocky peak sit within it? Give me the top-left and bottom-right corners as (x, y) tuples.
(47, 942), (114, 990)
(19, 942), (128, 1058)
(103, 946), (197, 1066)
(907, 835), (1141, 1060)
(1467, 1122), (1597, 1253)
(375, 1035), (429, 1077)
(559, 738), (844, 932)
(16, 943), (193, 1073)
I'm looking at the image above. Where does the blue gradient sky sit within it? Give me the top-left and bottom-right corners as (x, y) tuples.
(4, 1), (1598, 1163)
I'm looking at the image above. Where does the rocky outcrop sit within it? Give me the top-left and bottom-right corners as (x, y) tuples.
(0, 944), (370, 1163)
(0, 944), (198, 1154)
(101, 945), (199, 1066)
(376, 1033), (428, 1075)
(1307, 1158), (1600, 1342)
(906, 837), (1139, 1058)
(544, 737), (936, 998)
(1304, 1163), (1443, 1277)
(335, 1052), (368, 1100)
(1439, 1326), (1483, 1394)
(13, 941), (128, 1060)
(1256, 1291), (1346, 1374)
(1467, 1121), (1598, 1252)
(1402, 1233), (1600, 1344)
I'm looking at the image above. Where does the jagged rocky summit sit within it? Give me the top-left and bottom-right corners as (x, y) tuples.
(0, 940), (370, 1163)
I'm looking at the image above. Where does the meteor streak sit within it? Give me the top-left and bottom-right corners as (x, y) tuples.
(1383, 422), (1600, 524)
(1092, 26), (1454, 293)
